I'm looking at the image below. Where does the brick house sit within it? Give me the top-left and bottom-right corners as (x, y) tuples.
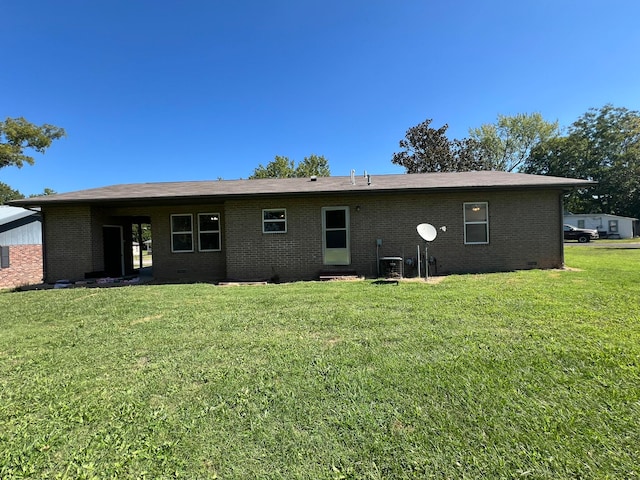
(10, 171), (594, 284)
(0, 206), (43, 289)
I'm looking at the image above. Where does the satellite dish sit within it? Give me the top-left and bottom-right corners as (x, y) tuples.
(417, 223), (437, 242)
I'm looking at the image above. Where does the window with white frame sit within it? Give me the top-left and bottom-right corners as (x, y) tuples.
(262, 209), (287, 233)
(577, 219), (585, 228)
(608, 219), (619, 233)
(464, 202), (489, 244)
(198, 213), (221, 251)
(171, 214), (194, 252)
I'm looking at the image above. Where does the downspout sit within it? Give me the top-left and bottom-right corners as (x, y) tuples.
(22, 206), (47, 283)
(559, 192), (565, 268)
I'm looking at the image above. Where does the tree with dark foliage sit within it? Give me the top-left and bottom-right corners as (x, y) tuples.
(392, 119), (491, 173)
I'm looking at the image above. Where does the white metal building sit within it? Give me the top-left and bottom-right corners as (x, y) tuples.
(0, 206), (43, 288)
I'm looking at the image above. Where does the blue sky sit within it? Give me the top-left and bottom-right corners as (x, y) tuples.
(2, 0), (639, 195)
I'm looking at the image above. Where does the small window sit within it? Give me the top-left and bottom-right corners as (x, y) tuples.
(464, 202), (489, 244)
(171, 214), (193, 252)
(198, 213), (221, 251)
(263, 209), (287, 233)
(577, 220), (585, 228)
(0, 246), (9, 268)
(608, 220), (619, 233)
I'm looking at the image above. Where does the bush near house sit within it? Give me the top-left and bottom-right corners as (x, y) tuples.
(0, 248), (638, 478)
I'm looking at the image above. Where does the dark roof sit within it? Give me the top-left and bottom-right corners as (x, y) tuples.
(10, 171), (595, 207)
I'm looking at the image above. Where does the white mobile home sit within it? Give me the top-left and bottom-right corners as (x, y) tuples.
(563, 213), (638, 239)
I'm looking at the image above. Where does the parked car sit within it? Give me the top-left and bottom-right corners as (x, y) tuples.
(563, 224), (599, 243)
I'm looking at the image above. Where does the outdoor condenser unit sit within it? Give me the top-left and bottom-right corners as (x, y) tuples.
(379, 256), (403, 278)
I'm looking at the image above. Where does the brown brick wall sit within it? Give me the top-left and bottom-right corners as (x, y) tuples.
(42, 205), (94, 282)
(42, 204), (228, 283)
(225, 197), (326, 281)
(225, 189), (563, 281)
(147, 205), (226, 282)
(38, 189), (564, 283)
(0, 244), (43, 288)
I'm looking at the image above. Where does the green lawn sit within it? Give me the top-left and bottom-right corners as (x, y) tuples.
(1, 248), (639, 479)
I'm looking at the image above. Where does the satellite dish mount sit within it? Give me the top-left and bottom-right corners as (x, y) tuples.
(416, 223), (437, 280)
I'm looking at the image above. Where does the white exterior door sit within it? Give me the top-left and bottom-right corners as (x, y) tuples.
(322, 207), (350, 265)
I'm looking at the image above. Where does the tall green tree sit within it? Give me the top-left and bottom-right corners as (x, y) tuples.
(250, 156), (295, 179)
(525, 105), (640, 217)
(469, 113), (559, 172)
(0, 182), (25, 204)
(250, 154), (331, 179)
(294, 154), (331, 178)
(392, 119), (491, 173)
(1, 117), (65, 203)
(1, 117), (66, 169)
(29, 187), (57, 198)
(0, 184), (57, 204)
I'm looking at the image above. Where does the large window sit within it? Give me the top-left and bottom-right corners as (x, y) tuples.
(263, 209), (287, 233)
(198, 213), (221, 251)
(171, 214), (194, 252)
(608, 219), (619, 233)
(464, 202), (489, 244)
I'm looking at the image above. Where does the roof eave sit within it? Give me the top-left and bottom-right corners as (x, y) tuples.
(9, 180), (596, 208)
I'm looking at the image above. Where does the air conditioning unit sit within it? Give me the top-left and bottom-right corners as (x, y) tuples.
(379, 256), (403, 278)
